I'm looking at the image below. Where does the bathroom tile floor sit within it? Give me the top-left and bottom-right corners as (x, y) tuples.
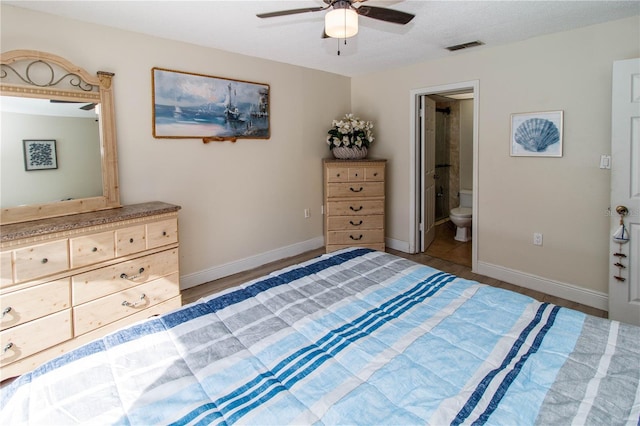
(426, 220), (472, 267)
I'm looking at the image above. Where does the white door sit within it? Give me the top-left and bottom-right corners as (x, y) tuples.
(420, 96), (436, 251)
(609, 58), (640, 325)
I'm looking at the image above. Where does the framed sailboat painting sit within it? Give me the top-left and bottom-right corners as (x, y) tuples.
(152, 67), (270, 141)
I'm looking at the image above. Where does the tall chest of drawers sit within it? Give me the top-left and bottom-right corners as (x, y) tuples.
(323, 159), (386, 253)
(0, 202), (181, 380)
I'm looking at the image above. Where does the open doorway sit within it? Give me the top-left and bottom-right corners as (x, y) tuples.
(409, 81), (479, 271)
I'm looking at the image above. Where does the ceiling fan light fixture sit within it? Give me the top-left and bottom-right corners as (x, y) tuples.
(325, 8), (358, 39)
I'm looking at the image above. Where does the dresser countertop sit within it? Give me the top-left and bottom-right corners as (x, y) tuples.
(0, 201), (181, 243)
(323, 158), (387, 164)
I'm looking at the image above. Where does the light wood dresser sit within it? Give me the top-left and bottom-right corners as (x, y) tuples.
(0, 201), (181, 380)
(323, 159), (386, 253)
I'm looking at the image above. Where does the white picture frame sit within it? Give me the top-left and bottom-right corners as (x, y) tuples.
(510, 110), (563, 157)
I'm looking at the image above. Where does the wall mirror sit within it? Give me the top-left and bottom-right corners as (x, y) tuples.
(0, 50), (120, 224)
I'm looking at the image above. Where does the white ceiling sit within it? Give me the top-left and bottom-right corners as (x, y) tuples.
(5, 0), (640, 77)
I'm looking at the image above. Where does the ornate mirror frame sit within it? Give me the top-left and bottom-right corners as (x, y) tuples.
(0, 50), (120, 224)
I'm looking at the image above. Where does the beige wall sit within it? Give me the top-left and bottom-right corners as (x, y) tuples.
(1, 5), (350, 286)
(351, 16), (640, 298)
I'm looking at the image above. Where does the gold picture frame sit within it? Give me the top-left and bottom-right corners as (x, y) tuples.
(152, 67), (270, 142)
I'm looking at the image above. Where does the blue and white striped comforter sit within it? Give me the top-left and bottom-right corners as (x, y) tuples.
(2, 248), (639, 425)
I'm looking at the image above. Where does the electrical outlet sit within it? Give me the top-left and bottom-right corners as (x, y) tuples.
(304, 208), (310, 219)
(533, 233), (543, 246)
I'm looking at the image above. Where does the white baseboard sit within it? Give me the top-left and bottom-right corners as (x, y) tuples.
(386, 237), (410, 253)
(476, 261), (608, 312)
(181, 237), (607, 312)
(180, 236), (325, 290)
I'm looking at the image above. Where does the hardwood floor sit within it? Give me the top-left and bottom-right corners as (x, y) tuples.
(182, 242), (607, 319)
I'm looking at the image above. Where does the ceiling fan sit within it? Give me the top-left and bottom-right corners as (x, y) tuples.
(50, 100), (97, 110)
(256, 0), (415, 39)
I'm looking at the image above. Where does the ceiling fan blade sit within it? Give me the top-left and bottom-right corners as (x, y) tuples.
(50, 99), (96, 111)
(355, 5), (415, 25)
(256, 7), (325, 19)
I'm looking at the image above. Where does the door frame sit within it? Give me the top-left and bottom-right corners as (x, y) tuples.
(408, 80), (479, 271)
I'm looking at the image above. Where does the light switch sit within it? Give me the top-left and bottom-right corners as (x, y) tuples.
(600, 155), (611, 169)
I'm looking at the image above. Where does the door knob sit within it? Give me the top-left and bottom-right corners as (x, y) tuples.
(616, 206), (629, 216)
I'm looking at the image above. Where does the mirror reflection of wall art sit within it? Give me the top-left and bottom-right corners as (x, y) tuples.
(152, 67), (270, 141)
(510, 110), (563, 157)
(23, 139), (58, 171)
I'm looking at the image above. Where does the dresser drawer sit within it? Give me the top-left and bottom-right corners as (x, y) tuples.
(348, 167), (365, 181)
(326, 167), (350, 183)
(327, 182), (384, 198)
(327, 215), (383, 231)
(326, 243), (385, 253)
(72, 248), (179, 305)
(327, 229), (384, 245)
(74, 272), (180, 336)
(1, 251), (12, 288)
(365, 166), (385, 181)
(326, 200), (384, 216)
(147, 219), (178, 249)
(14, 240), (69, 283)
(1, 279), (70, 331)
(69, 231), (115, 268)
(116, 225), (146, 257)
(0, 309), (72, 366)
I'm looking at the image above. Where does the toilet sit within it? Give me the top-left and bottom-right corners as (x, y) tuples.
(449, 189), (472, 242)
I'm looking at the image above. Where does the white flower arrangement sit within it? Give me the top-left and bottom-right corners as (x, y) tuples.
(326, 113), (374, 150)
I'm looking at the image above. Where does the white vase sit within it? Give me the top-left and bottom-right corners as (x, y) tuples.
(332, 146), (368, 160)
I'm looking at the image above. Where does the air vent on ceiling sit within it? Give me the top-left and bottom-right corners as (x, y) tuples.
(446, 41), (484, 52)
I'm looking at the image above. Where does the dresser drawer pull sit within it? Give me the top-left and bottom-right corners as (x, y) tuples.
(350, 220), (363, 226)
(41, 258), (48, 264)
(129, 238), (134, 243)
(92, 247), (98, 252)
(162, 231), (167, 236)
(2, 306), (12, 318)
(122, 294), (146, 308)
(349, 235), (364, 241)
(120, 267), (145, 280)
(3, 342), (13, 354)
(350, 187), (364, 193)
(350, 206), (363, 212)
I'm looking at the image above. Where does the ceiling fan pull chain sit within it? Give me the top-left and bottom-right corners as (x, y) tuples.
(336, 37), (348, 56)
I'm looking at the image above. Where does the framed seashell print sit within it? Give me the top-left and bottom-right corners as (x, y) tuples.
(510, 110), (563, 157)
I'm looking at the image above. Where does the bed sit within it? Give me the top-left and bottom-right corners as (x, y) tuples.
(1, 248), (639, 425)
